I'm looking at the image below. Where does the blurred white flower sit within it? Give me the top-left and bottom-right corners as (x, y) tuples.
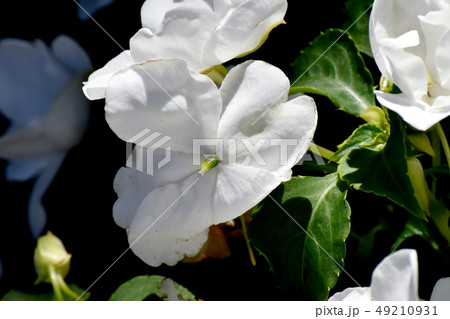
(82, 0), (287, 100)
(77, 0), (115, 21)
(0, 36), (91, 238)
(369, 0), (450, 131)
(329, 249), (450, 301)
(105, 59), (317, 266)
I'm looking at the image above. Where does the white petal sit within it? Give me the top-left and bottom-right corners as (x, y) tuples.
(369, 0), (449, 94)
(328, 287), (371, 301)
(370, 249), (419, 301)
(105, 59), (221, 153)
(113, 149), (200, 229)
(218, 61), (317, 175)
(375, 91), (450, 131)
(28, 154), (66, 239)
(212, 164), (284, 224)
(210, 0), (235, 14)
(82, 50), (134, 100)
(130, 7), (219, 72)
(140, 0), (212, 32)
(77, 0), (115, 20)
(113, 167), (156, 229)
(369, 0), (449, 70)
(430, 278), (450, 301)
(51, 35), (91, 75)
(202, 0), (287, 66)
(435, 29), (450, 89)
(378, 31), (428, 100)
(127, 172), (216, 266)
(0, 38), (70, 126)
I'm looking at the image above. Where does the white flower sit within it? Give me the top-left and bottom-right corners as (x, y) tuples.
(77, 0), (115, 21)
(105, 59), (317, 266)
(0, 36), (91, 238)
(82, 0), (287, 100)
(369, 0), (450, 131)
(329, 249), (450, 301)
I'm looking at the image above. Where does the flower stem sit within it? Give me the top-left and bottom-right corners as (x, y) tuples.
(57, 276), (82, 301)
(240, 214), (256, 266)
(435, 123), (450, 170)
(308, 143), (335, 162)
(431, 128), (441, 193)
(48, 265), (64, 301)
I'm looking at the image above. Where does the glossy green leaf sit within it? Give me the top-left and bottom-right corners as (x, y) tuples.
(338, 113), (426, 220)
(344, 0), (373, 57)
(248, 173), (351, 300)
(109, 275), (195, 301)
(291, 29), (375, 116)
(1, 284), (89, 301)
(331, 123), (387, 162)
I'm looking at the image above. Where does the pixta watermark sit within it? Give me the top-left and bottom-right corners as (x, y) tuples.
(125, 129), (326, 176)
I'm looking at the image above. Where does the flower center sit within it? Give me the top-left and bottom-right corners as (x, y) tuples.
(200, 156), (219, 175)
(427, 72), (433, 89)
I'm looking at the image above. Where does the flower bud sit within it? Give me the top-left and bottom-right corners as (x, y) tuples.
(407, 132), (436, 157)
(407, 158), (430, 216)
(360, 106), (387, 127)
(34, 231), (71, 284)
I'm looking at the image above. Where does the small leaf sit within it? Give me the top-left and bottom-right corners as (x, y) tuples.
(338, 112), (426, 219)
(391, 215), (440, 252)
(331, 123), (387, 162)
(248, 173), (351, 300)
(1, 284), (89, 301)
(344, 0), (374, 57)
(291, 29), (375, 116)
(109, 275), (195, 301)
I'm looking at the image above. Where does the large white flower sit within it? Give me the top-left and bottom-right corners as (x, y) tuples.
(82, 0), (287, 100)
(105, 59), (317, 266)
(329, 249), (450, 301)
(0, 36), (91, 238)
(369, 0), (450, 131)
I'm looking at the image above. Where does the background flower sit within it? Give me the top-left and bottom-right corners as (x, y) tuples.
(370, 0), (450, 130)
(329, 249), (450, 301)
(0, 36), (91, 238)
(77, 0), (116, 21)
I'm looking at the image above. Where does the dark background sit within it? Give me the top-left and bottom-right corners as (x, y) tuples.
(0, 0), (449, 301)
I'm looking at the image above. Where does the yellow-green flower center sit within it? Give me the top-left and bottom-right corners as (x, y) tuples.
(200, 156), (219, 175)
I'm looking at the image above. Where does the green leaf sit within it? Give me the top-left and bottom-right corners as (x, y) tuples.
(248, 173), (351, 300)
(1, 284), (89, 301)
(291, 29), (375, 116)
(352, 222), (388, 261)
(331, 123), (388, 162)
(338, 112), (427, 220)
(344, 0), (374, 57)
(391, 215), (440, 252)
(109, 275), (196, 301)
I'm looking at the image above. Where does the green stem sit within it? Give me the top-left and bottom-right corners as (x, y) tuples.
(435, 123), (450, 170)
(431, 128), (441, 193)
(240, 215), (256, 266)
(48, 265), (64, 301)
(57, 276), (82, 301)
(308, 143), (336, 162)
